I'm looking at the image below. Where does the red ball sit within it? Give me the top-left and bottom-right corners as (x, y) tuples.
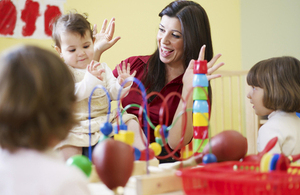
(92, 139), (134, 190)
(196, 130), (248, 163)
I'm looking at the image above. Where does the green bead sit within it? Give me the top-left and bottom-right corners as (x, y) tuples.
(193, 138), (208, 153)
(155, 137), (168, 146)
(98, 134), (109, 143)
(193, 87), (208, 100)
(66, 155), (92, 177)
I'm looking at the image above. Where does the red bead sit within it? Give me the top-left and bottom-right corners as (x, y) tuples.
(193, 126), (208, 139)
(139, 148), (155, 160)
(193, 60), (207, 74)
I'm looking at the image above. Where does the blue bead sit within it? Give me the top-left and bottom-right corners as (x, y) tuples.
(203, 153), (217, 164)
(193, 100), (209, 113)
(100, 122), (112, 136)
(134, 147), (141, 160)
(193, 74), (208, 87)
(159, 125), (169, 139)
(269, 153), (280, 171)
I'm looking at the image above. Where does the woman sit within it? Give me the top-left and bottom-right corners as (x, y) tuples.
(113, 0), (224, 162)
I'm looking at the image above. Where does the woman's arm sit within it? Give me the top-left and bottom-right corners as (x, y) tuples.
(168, 45), (224, 149)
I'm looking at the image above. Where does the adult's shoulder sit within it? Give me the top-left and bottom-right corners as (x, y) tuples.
(113, 55), (150, 77)
(122, 55), (150, 66)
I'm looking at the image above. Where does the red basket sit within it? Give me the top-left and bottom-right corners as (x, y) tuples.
(176, 161), (300, 195)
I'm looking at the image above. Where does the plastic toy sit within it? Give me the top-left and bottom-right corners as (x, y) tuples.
(192, 60), (209, 155)
(66, 155), (92, 177)
(92, 139), (134, 191)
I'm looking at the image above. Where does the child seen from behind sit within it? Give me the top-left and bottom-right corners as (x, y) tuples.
(0, 45), (91, 195)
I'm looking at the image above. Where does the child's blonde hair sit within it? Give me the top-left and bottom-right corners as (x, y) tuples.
(247, 56), (300, 112)
(0, 45), (77, 152)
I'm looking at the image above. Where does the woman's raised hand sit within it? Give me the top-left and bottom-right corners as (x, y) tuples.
(183, 45), (224, 90)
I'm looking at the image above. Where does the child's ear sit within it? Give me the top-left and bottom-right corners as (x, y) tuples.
(54, 46), (63, 58)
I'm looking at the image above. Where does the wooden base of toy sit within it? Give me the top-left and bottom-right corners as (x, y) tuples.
(89, 159), (183, 194)
(89, 158), (160, 183)
(129, 170), (182, 195)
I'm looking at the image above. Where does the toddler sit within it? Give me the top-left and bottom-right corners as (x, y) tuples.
(247, 56), (300, 156)
(52, 12), (145, 160)
(0, 45), (90, 195)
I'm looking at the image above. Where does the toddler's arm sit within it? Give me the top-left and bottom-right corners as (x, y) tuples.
(116, 61), (137, 88)
(74, 61), (106, 101)
(93, 18), (121, 62)
(102, 62), (135, 100)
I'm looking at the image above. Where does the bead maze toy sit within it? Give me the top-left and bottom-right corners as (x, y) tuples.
(72, 59), (218, 194)
(66, 59), (300, 195)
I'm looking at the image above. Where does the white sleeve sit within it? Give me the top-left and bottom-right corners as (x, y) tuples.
(257, 123), (283, 154)
(74, 70), (105, 102)
(102, 63), (132, 100)
(55, 168), (91, 195)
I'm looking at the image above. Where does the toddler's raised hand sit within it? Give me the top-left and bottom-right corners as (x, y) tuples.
(87, 60), (105, 81)
(93, 18), (121, 55)
(117, 62), (136, 88)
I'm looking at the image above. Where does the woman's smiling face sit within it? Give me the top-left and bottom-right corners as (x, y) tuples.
(157, 15), (184, 67)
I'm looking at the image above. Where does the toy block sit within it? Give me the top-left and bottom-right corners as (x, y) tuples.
(193, 60), (207, 74)
(193, 138), (208, 153)
(193, 112), (209, 126)
(193, 74), (208, 87)
(114, 130), (134, 146)
(193, 100), (209, 113)
(193, 87), (208, 100)
(193, 126), (208, 139)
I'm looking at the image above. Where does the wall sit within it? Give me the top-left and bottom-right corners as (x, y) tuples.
(0, 0), (241, 72)
(241, 0), (300, 70)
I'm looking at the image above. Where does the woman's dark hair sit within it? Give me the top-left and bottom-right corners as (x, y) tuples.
(247, 56), (300, 112)
(143, 0), (213, 99)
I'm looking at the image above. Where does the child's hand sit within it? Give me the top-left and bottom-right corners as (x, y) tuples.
(117, 62), (137, 88)
(93, 18), (121, 54)
(87, 60), (105, 81)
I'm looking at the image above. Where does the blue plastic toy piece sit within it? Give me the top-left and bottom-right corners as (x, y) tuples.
(269, 153), (280, 171)
(100, 122), (113, 136)
(193, 100), (209, 113)
(203, 153), (217, 164)
(134, 147), (141, 160)
(193, 74), (208, 87)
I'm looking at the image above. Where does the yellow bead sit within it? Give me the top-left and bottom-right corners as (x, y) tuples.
(193, 113), (209, 126)
(149, 142), (162, 156)
(114, 130), (134, 146)
(260, 153), (272, 172)
(154, 125), (162, 138)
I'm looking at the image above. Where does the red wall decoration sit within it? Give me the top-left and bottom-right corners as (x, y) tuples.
(0, 0), (64, 39)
